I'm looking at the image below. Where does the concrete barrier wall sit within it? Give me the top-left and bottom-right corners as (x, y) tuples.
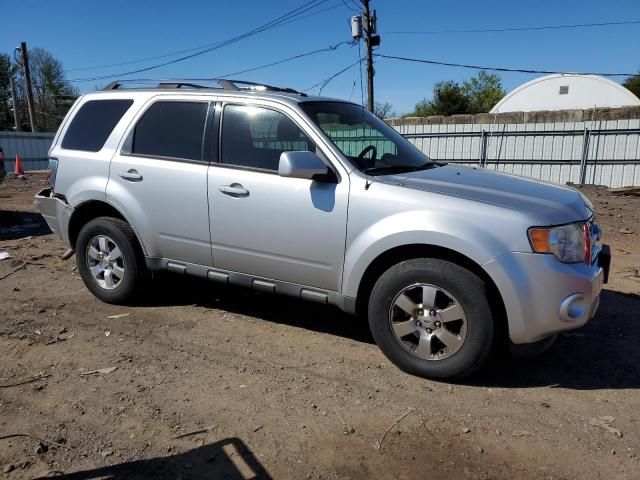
(0, 131), (55, 172)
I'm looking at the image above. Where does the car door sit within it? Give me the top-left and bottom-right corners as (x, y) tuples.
(208, 102), (349, 291)
(107, 97), (214, 266)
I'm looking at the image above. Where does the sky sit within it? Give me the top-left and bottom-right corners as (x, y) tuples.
(1, 0), (639, 114)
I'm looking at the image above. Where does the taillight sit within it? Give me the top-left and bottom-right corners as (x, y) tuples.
(47, 157), (59, 192)
(581, 223), (591, 265)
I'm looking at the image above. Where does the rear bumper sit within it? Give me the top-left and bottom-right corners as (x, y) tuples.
(34, 187), (74, 246)
(484, 249), (608, 344)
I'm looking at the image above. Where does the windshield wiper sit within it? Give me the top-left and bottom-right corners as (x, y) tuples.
(362, 162), (435, 176)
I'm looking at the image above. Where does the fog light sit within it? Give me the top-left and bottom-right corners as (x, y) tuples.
(559, 294), (587, 322)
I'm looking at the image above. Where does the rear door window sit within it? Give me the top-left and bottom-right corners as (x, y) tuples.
(131, 101), (208, 161)
(62, 99), (133, 152)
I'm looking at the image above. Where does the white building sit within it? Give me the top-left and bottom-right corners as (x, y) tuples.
(491, 74), (640, 113)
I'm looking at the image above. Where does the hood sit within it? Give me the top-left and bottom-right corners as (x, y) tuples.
(380, 165), (591, 225)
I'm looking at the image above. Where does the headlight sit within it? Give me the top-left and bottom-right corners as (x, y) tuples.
(528, 222), (591, 264)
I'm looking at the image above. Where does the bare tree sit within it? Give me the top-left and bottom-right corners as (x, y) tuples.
(13, 47), (78, 131)
(0, 54), (17, 130)
(374, 101), (396, 119)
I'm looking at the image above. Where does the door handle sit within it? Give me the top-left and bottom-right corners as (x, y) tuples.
(218, 184), (249, 197)
(119, 169), (143, 182)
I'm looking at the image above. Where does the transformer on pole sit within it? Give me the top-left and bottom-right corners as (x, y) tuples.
(351, 15), (362, 40)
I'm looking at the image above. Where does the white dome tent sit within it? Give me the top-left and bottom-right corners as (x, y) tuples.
(490, 74), (640, 113)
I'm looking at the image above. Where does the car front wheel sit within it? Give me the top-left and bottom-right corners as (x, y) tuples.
(368, 258), (497, 380)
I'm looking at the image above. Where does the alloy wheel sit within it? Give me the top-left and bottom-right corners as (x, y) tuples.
(86, 235), (125, 290)
(389, 283), (467, 360)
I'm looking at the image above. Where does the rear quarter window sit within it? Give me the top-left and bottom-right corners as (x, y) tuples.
(61, 99), (133, 152)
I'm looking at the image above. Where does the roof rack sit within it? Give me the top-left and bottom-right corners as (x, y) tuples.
(103, 78), (307, 96)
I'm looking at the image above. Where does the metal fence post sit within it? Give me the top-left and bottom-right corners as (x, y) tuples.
(579, 128), (591, 186)
(393, 119), (639, 188)
(480, 130), (488, 167)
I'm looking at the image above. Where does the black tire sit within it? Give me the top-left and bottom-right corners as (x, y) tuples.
(368, 258), (497, 380)
(76, 217), (147, 304)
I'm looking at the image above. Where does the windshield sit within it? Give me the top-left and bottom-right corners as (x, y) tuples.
(300, 101), (433, 175)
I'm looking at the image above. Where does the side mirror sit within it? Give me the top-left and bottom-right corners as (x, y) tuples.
(278, 151), (335, 182)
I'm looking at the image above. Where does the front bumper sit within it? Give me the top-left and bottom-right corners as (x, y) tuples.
(483, 247), (609, 344)
(35, 187), (74, 246)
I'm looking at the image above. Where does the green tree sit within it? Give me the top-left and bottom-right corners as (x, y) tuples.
(462, 70), (505, 114)
(623, 72), (640, 100)
(412, 81), (470, 116)
(409, 71), (506, 117)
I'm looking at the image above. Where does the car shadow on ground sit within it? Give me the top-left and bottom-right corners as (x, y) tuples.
(40, 437), (272, 480)
(144, 273), (375, 344)
(472, 289), (640, 390)
(143, 277), (639, 390)
(0, 210), (51, 240)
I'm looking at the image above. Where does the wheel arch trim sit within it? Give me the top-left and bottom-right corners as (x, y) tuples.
(347, 238), (509, 340)
(67, 198), (148, 255)
(343, 229), (500, 299)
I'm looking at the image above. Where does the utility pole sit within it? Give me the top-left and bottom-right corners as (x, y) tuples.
(361, 0), (380, 113)
(17, 42), (38, 132)
(9, 76), (22, 132)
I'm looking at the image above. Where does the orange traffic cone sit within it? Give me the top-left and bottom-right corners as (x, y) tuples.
(14, 154), (24, 175)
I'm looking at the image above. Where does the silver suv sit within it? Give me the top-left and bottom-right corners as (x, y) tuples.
(36, 79), (611, 379)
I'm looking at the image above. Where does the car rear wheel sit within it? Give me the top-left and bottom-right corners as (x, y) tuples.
(368, 258), (497, 380)
(76, 217), (147, 304)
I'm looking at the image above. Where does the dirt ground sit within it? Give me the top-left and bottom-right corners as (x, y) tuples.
(1, 172), (639, 480)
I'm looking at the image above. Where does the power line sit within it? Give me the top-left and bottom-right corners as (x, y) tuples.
(374, 53), (636, 77)
(348, 76), (357, 100)
(305, 59), (362, 93)
(383, 18), (640, 35)
(64, 41), (353, 91)
(67, 0), (330, 82)
(215, 41), (352, 78)
(66, 0), (339, 83)
(64, 0), (346, 74)
(16, 104), (65, 119)
(36, 110), (65, 120)
(348, 61), (358, 101)
(341, 0), (358, 12)
(358, 41), (365, 106)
